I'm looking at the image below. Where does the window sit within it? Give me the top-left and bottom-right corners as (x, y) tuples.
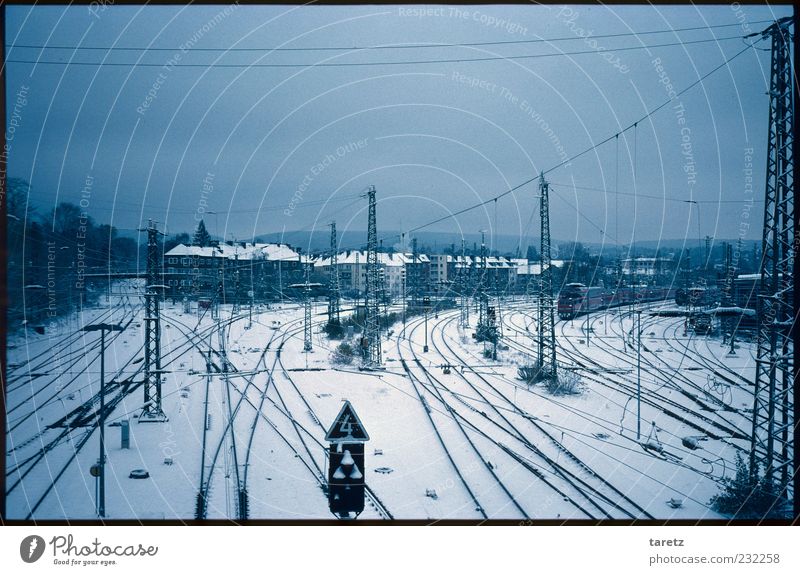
(181, 258), (190, 266)
(168, 257), (178, 264)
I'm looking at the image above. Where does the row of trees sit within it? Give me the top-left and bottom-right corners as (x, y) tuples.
(6, 179), (138, 327)
(5, 178), (215, 329)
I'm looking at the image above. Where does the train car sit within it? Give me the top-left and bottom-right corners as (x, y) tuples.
(559, 284), (676, 320)
(557, 283), (605, 319)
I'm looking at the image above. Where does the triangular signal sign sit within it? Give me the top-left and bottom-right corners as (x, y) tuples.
(325, 401), (370, 442)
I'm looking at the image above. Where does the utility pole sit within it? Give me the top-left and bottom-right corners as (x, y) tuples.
(327, 222), (341, 327)
(538, 173), (557, 379)
(749, 16), (794, 515)
(83, 322), (124, 517)
(722, 242), (737, 355)
(303, 259), (312, 353)
(704, 235), (713, 274)
(636, 310), (642, 440)
(421, 294), (431, 353)
(140, 220), (167, 422)
(475, 231), (493, 343)
(459, 239), (469, 328)
(212, 248), (222, 321)
(248, 255), (254, 329)
(232, 253), (241, 314)
(411, 237), (419, 308)
(363, 186), (382, 367)
(195, 344), (212, 520)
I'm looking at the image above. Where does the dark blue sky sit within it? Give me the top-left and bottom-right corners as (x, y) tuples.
(4, 4), (793, 253)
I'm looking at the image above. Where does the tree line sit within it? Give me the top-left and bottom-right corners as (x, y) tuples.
(4, 178), (213, 330)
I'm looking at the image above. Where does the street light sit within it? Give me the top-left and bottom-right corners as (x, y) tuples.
(82, 322), (124, 518)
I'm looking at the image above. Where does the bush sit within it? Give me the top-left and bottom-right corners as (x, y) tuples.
(709, 453), (788, 519)
(324, 320), (344, 339)
(543, 370), (583, 396)
(331, 342), (355, 365)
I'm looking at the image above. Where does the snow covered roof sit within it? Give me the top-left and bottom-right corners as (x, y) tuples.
(314, 251), (428, 267)
(165, 243), (300, 261)
(516, 260), (566, 275)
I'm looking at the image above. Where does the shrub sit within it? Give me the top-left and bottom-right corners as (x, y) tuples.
(543, 370), (583, 396)
(709, 453), (788, 519)
(324, 320), (344, 339)
(331, 342), (355, 365)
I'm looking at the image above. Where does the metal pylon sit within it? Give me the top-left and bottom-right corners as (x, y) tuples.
(538, 174), (557, 378)
(459, 239), (469, 327)
(303, 263), (312, 352)
(328, 221), (341, 326)
(363, 186), (382, 366)
(750, 16), (794, 512)
(232, 254), (241, 314)
(140, 220), (167, 422)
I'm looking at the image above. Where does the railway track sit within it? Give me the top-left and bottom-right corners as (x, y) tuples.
(425, 311), (654, 519)
(502, 303), (751, 445)
(498, 303), (745, 483)
(176, 304), (393, 520)
(8, 303), (254, 519)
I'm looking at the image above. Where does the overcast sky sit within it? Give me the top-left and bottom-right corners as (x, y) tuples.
(4, 3), (793, 253)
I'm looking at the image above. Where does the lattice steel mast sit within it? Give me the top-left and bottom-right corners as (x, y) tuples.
(411, 237), (419, 307)
(538, 173), (557, 378)
(140, 220), (167, 422)
(328, 221), (341, 326)
(750, 16), (794, 511)
(232, 252), (241, 314)
(303, 257), (313, 352)
(459, 239), (469, 327)
(363, 186), (382, 366)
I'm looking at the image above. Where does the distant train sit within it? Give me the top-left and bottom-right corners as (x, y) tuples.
(557, 283), (676, 320)
(674, 286), (721, 308)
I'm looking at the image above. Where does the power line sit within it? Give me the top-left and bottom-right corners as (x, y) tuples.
(549, 181), (766, 203)
(542, 42), (756, 177)
(391, 41), (758, 240)
(6, 20), (772, 53)
(6, 35), (748, 68)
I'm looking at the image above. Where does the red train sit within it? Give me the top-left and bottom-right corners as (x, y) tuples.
(557, 283), (676, 320)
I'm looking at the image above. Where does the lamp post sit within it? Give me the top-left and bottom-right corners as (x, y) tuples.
(83, 322), (124, 518)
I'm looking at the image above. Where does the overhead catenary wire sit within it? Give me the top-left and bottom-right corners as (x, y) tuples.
(548, 182), (765, 203)
(391, 40), (759, 242)
(6, 35), (750, 68)
(5, 20), (775, 53)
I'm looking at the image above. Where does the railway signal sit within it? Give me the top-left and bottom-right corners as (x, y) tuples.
(325, 402), (369, 519)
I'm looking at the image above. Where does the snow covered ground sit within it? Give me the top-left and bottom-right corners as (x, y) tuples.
(6, 288), (779, 520)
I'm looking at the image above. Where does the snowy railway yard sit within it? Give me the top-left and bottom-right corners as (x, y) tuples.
(5, 290), (765, 521)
